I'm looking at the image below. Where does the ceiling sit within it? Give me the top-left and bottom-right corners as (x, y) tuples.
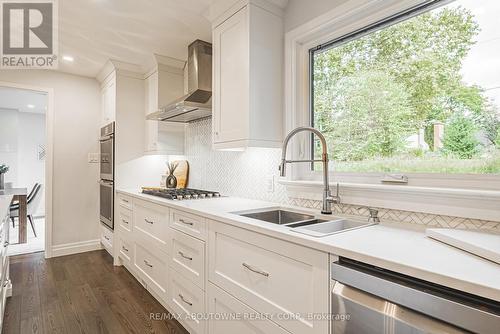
(0, 87), (47, 114)
(58, 0), (213, 78)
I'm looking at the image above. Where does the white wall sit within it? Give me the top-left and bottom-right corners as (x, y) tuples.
(0, 109), (46, 216)
(116, 154), (169, 190)
(0, 70), (101, 247)
(284, 0), (348, 32)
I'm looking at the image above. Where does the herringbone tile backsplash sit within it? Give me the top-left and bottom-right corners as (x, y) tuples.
(184, 118), (500, 232)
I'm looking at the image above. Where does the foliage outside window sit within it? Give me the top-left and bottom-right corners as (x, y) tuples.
(311, 0), (500, 174)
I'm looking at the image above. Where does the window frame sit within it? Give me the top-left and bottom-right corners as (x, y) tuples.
(282, 0), (500, 221)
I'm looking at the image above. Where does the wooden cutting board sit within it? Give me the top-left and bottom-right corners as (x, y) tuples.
(426, 228), (500, 264)
(171, 160), (189, 188)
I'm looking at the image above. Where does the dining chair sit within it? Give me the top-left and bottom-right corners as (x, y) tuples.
(10, 183), (42, 237)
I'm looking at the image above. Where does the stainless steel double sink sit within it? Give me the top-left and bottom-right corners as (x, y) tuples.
(235, 209), (375, 237)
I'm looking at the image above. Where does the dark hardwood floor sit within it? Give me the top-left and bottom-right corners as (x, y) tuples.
(2, 250), (189, 334)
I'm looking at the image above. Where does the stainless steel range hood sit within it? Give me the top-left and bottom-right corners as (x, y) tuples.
(147, 40), (212, 123)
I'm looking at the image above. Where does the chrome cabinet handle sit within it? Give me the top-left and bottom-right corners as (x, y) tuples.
(3, 241), (9, 247)
(122, 246), (129, 252)
(122, 219), (129, 225)
(178, 219), (193, 226)
(178, 251), (193, 261)
(144, 260), (153, 268)
(178, 294), (193, 306)
(144, 218), (154, 225)
(104, 236), (110, 241)
(242, 263), (270, 277)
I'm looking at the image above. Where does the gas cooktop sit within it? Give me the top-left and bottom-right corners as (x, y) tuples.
(142, 188), (221, 200)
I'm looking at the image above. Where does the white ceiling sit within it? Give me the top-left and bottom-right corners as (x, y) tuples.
(0, 87), (47, 114)
(58, 0), (213, 78)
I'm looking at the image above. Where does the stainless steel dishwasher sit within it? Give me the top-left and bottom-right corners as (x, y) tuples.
(331, 258), (500, 334)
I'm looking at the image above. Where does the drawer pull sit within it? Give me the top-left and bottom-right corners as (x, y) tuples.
(242, 263), (270, 277)
(144, 260), (153, 268)
(121, 219), (129, 225)
(178, 293), (193, 306)
(104, 236), (110, 241)
(178, 251), (193, 261)
(3, 241), (9, 247)
(122, 246), (129, 252)
(178, 219), (193, 226)
(122, 199), (129, 203)
(144, 218), (154, 225)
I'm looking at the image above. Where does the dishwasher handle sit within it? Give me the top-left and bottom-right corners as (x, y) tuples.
(331, 262), (500, 334)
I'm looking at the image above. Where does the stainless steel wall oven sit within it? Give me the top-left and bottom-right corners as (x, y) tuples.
(99, 122), (114, 230)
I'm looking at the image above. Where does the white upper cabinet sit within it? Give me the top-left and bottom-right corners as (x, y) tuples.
(97, 61), (145, 165)
(144, 59), (186, 155)
(212, 0), (284, 150)
(101, 74), (116, 125)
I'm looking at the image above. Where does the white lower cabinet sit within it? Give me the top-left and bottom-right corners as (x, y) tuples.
(0, 207), (11, 331)
(208, 220), (330, 334)
(114, 194), (329, 334)
(100, 224), (113, 255)
(208, 282), (291, 334)
(134, 243), (169, 301)
(168, 270), (206, 334)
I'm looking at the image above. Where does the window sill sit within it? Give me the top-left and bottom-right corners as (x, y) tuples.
(278, 179), (500, 222)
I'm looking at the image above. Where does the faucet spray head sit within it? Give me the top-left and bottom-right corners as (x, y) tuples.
(279, 159), (286, 177)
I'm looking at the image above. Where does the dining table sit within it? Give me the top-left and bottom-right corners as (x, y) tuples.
(0, 187), (27, 243)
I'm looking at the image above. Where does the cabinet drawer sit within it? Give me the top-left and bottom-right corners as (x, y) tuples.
(170, 229), (205, 289)
(100, 225), (113, 254)
(208, 282), (291, 334)
(117, 195), (133, 210)
(170, 209), (206, 241)
(134, 200), (169, 251)
(134, 243), (168, 298)
(117, 207), (133, 234)
(168, 270), (206, 334)
(208, 221), (329, 334)
(118, 237), (133, 265)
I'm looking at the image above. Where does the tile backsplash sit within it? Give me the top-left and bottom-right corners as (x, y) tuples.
(184, 118), (500, 232)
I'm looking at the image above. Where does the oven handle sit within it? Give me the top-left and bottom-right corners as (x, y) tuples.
(100, 135), (114, 142)
(99, 180), (114, 187)
(331, 262), (499, 334)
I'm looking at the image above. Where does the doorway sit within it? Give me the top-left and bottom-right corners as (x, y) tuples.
(0, 86), (48, 255)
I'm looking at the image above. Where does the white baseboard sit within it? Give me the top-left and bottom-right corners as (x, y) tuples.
(51, 239), (102, 257)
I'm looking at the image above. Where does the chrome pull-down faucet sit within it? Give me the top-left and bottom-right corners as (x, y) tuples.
(279, 126), (341, 214)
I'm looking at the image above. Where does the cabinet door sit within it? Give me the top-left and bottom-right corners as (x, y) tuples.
(101, 78), (116, 125)
(213, 6), (249, 144)
(208, 283), (291, 334)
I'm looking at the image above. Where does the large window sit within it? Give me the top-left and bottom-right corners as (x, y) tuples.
(311, 0), (500, 175)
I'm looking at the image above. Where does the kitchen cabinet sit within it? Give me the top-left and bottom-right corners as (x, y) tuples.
(208, 220), (329, 334)
(144, 58), (186, 155)
(208, 283), (291, 334)
(0, 202), (11, 331)
(97, 61), (145, 165)
(114, 193), (330, 334)
(212, 1), (284, 150)
(101, 75), (116, 125)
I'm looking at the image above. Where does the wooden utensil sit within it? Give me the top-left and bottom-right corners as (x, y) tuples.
(171, 160), (189, 188)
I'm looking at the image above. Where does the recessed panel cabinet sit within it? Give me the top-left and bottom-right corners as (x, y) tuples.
(144, 64), (186, 155)
(212, 2), (283, 150)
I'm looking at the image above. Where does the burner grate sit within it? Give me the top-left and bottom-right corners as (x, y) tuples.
(141, 188), (220, 200)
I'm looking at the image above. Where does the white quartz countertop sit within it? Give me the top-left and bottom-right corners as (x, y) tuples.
(117, 188), (500, 302)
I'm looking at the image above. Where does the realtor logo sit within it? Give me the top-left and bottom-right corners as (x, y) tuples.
(1, 0), (58, 68)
